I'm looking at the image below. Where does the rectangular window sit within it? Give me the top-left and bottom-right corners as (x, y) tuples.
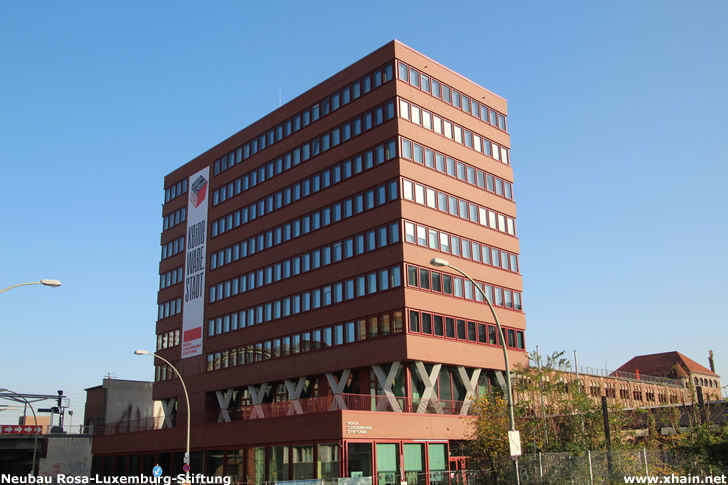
(407, 265), (418, 287)
(421, 313), (432, 334)
(445, 317), (455, 338)
(433, 315), (443, 336)
(457, 319), (466, 340)
(478, 324), (487, 343)
(419, 268), (430, 290)
(443, 274), (452, 295)
(409, 310), (420, 332)
(432, 272), (442, 292)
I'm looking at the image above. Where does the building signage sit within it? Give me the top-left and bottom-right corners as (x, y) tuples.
(181, 167), (209, 359)
(346, 421), (373, 435)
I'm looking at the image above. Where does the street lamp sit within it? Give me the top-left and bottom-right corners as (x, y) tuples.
(134, 350), (191, 481)
(430, 257), (521, 483)
(0, 280), (62, 294)
(0, 388), (41, 476)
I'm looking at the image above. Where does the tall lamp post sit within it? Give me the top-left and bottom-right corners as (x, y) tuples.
(134, 350), (191, 482)
(0, 388), (41, 476)
(430, 258), (521, 484)
(0, 280), (62, 294)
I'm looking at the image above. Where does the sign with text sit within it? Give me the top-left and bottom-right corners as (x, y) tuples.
(181, 167), (209, 359)
(508, 430), (522, 457)
(346, 421), (373, 435)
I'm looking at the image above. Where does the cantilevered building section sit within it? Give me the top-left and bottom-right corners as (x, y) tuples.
(93, 40), (526, 482)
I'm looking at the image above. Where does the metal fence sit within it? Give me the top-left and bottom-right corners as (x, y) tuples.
(460, 449), (726, 484)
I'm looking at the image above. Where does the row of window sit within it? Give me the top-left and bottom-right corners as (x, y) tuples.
(209, 222), (400, 303)
(159, 266), (184, 290)
(161, 236), (185, 261)
(400, 137), (513, 200)
(406, 308), (525, 350)
(397, 61), (507, 132)
(156, 329), (180, 350)
(203, 181), (399, 283)
(158, 297), (182, 321)
(213, 61), (394, 178)
(162, 207), (186, 232)
(213, 134), (397, 209)
(163, 178), (188, 205)
(402, 178), (516, 236)
(154, 364), (178, 382)
(206, 310), (405, 372)
(210, 100), (397, 238)
(207, 265), (403, 337)
(211, 137), (397, 239)
(403, 220), (519, 273)
(212, 173), (397, 250)
(695, 377), (720, 389)
(619, 386), (677, 404)
(210, 210), (400, 272)
(399, 98), (509, 165)
(406, 264), (523, 311)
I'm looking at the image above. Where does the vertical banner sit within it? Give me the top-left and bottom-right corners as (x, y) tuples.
(181, 167), (209, 359)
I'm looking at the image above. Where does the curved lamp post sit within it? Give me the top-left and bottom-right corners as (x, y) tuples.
(0, 280), (62, 294)
(430, 257), (521, 484)
(134, 350), (191, 481)
(0, 388), (40, 476)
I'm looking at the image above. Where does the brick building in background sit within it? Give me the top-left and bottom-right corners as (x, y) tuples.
(91, 40), (526, 482)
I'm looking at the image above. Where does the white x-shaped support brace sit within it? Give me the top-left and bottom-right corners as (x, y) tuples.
(456, 367), (482, 415)
(413, 362), (443, 414)
(494, 370), (507, 393)
(372, 361), (402, 412)
(284, 377), (307, 415)
(161, 398), (176, 429)
(325, 369), (351, 411)
(215, 388), (234, 422)
(248, 383), (269, 419)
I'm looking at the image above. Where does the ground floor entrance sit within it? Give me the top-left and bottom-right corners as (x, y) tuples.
(93, 438), (456, 485)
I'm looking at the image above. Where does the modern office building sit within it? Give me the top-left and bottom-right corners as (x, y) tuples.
(92, 40), (527, 482)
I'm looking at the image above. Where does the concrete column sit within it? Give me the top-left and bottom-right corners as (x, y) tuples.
(248, 383), (269, 419)
(284, 377), (307, 415)
(161, 398), (176, 428)
(413, 361), (443, 414)
(325, 369), (352, 410)
(456, 367), (482, 415)
(372, 362), (402, 412)
(215, 388), (234, 422)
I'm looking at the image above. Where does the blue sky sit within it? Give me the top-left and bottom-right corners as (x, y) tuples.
(1, 0), (726, 426)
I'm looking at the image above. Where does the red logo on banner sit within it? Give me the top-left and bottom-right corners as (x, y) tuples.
(190, 175), (208, 208)
(184, 327), (202, 341)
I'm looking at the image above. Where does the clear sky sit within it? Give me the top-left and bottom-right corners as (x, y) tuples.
(1, 0), (726, 427)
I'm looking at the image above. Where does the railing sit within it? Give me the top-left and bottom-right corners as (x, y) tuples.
(577, 366), (684, 387)
(98, 394), (473, 435)
(207, 394), (475, 423)
(609, 370), (684, 387)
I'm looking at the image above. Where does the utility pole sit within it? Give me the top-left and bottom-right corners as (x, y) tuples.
(536, 346), (548, 446)
(602, 396), (613, 481)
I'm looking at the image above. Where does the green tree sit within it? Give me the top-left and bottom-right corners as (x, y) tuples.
(513, 351), (629, 453)
(465, 394), (512, 483)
